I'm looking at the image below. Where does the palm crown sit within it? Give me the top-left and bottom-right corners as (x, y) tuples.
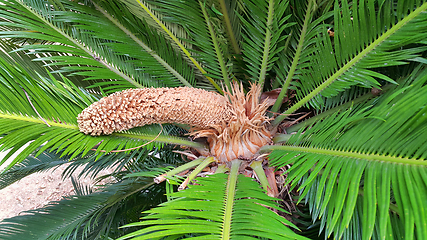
(0, 0), (426, 239)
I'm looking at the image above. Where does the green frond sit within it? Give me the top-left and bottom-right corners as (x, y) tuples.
(199, 1), (231, 89)
(142, 0), (233, 90)
(118, 0), (223, 92)
(239, 0), (293, 87)
(0, 143), (171, 239)
(264, 66), (427, 239)
(92, 0), (196, 88)
(0, 192), (113, 240)
(116, 0), (193, 59)
(119, 161), (306, 240)
(0, 175), (164, 240)
(271, 0), (334, 113)
(286, 84), (381, 133)
(0, 40), (76, 82)
(0, 0), (201, 93)
(0, 0), (145, 90)
(0, 58), (203, 171)
(152, 1), (229, 84)
(274, 0), (427, 125)
(213, 0), (241, 55)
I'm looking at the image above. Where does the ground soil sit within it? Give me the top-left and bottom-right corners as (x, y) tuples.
(0, 150), (113, 221)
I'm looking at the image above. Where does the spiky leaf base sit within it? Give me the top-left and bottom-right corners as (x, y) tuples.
(194, 83), (272, 162)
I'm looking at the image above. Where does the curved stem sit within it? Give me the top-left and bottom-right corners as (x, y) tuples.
(272, 133), (292, 143)
(219, 0), (240, 54)
(178, 156), (215, 190)
(200, 1), (231, 90)
(260, 145), (427, 166)
(221, 159), (241, 239)
(270, 0), (314, 114)
(250, 160), (270, 192)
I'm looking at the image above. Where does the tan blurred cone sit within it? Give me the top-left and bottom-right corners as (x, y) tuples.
(78, 83), (271, 162)
(77, 87), (233, 136)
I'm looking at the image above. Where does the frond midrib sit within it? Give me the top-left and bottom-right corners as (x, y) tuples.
(0, 112), (77, 129)
(199, 1), (231, 90)
(257, 0), (275, 88)
(273, 2), (427, 125)
(262, 145), (427, 165)
(0, 112), (205, 149)
(133, 0), (222, 93)
(221, 159), (240, 239)
(92, 2), (192, 87)
(15, 0), (143, 88)
(271, 0), (314, 114)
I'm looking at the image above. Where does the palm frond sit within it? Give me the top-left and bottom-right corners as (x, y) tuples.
(239, 0), (293, 87)
(0, 192), (112, 240)
(0, 0), (144, 90)
(0, 58), (203, 171)
(274, 0), (427, 125)
(0, 138), (185, 239)
(118, 0), (222, 92)
(271, 0), (334, 113)
(0, 0), (201, 93)
(0, 39), (69, 81)
(92, 0), (196, 88)
(213, 0), (242, 55)
(264, 65), (427, 239)
(63, 144), (184, 181)
(119, 160), (307, 240)
(149, 0), (231, 88)
(0, 174), (164, 240)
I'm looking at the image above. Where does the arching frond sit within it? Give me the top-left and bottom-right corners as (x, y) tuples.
(212, 0), (242, 55)
(118, 0), (222, 92)
(0, 58), (203, 171)
(0, 192), (113, 240)
(239, 0), (293, 87)
(271, 0), (334, 113)
(0, 0), (198, 92)
(153, 1), (231, 86)
(274, 0), (427, 125)
(265, 66), (427, 239)
(0, 175), (165, 240)
(92, 0), (196, 88)
(119, 160), (307, 240)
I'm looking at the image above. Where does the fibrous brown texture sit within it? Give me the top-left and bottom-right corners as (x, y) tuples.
(78, 83), (272, 162)
(193, 82), (272, 162)
(77, 87), (233, 136)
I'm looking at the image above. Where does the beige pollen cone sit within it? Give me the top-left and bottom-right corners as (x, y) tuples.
(78, 83), (272, 162)
(77, 87), (233, 136)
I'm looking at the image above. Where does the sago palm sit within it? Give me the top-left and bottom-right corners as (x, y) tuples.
(0, 0), (426, 239)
